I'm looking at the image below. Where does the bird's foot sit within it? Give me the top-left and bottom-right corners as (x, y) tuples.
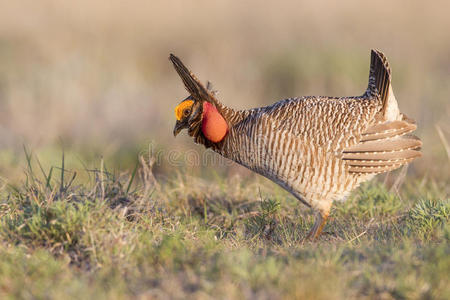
(305, 211), (329, 241)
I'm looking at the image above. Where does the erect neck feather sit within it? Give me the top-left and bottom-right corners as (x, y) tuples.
(201, 102), (228, 143)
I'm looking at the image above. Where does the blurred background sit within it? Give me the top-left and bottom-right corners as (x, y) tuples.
(0, 0), (448, 182)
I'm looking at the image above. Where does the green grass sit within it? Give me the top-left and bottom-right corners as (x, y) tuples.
(0, 152), (448, 299)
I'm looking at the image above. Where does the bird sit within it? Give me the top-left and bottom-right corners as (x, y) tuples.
(170, 50), (421, 240)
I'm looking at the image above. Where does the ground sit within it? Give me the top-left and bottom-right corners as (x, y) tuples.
(0, 152), (448, 299)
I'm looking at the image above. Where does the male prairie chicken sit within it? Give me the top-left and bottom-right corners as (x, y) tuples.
(171, 50), (421, 239)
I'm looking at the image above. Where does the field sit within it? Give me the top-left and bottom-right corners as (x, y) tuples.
(0, 1), (449, 299)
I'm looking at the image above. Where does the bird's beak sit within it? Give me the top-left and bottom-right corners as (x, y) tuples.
(173, 120), (184, 137)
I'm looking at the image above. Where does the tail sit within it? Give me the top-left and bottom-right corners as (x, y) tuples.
(365, 49), (400, 121)
(343, 50), (422, 174)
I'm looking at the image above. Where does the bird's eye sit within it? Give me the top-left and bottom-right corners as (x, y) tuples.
(183, 109), (191, 117)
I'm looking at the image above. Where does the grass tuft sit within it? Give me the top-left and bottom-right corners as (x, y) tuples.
(407, 198), (450, 240)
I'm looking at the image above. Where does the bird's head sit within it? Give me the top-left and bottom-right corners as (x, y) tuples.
(170, 54), (228, 144)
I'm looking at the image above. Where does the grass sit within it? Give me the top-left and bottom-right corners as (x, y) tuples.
(0, 151), (448, 299)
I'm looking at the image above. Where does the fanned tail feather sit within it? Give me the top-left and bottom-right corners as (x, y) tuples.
(343, 117), (422, 174)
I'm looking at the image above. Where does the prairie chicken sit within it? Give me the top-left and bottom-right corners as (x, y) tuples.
(171, 50), (421, 239)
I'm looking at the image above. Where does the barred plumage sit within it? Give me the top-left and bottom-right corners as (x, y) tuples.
(171, 50), (422, 239)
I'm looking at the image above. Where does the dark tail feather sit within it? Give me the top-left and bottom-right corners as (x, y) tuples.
(366, 50), (391, 110)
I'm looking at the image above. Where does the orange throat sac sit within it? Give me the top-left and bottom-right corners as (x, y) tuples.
(201, 102), (228, 143)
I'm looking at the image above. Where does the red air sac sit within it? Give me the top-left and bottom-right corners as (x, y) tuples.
(201, 102), (228, 143)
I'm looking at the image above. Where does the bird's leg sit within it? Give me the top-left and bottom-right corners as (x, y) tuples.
(306, 210), (330, 240)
